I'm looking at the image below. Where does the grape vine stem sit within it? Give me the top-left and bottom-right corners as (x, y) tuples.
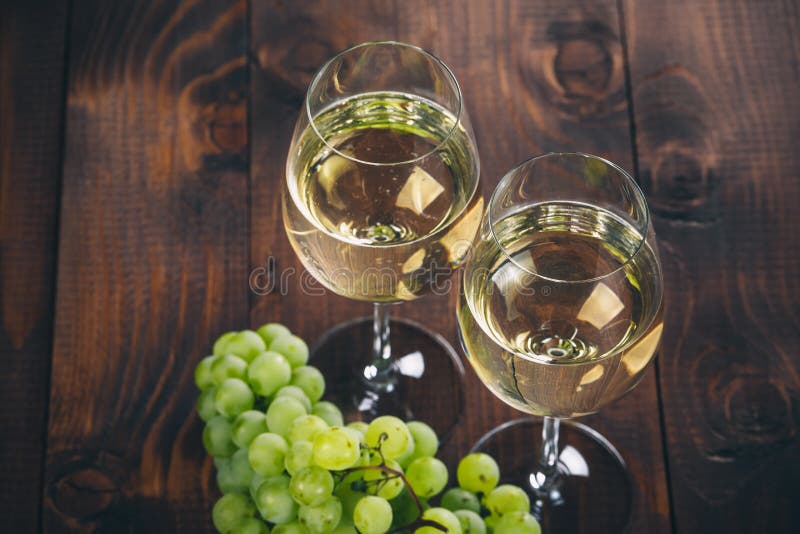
(337, 433), (447, 532)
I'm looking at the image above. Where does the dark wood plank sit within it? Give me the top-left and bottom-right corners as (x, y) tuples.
(42, 1), (248, 532)
(250, 2), (671, 532)
(0, 1), (68, 531)
(623, 0), (800, 532)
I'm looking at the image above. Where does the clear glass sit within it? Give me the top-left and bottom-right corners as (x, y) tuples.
(283, 42), (482, 433)
(457, 153), (664, 532)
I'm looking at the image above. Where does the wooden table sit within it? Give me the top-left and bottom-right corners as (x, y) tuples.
(2, 1), (798, 532)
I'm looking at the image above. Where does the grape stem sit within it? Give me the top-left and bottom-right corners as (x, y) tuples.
(339, 464), (447, 532)
(336, 434), (448, 532)
(388, 518), (448, 533)
(339, 464), (424, 513)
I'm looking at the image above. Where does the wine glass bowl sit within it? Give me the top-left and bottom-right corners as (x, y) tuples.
(282, 41), (482, 433)
(457, 153), (663, 531)
(283, 41), (482, 303)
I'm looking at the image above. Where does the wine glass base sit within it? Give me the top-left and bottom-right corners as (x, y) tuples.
(309, 316), (465, 440)
(471, 417), (633, 534)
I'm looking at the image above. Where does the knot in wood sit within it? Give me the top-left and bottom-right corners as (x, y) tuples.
(642, 144), (718, 223)
(634, 64), (718, 223)
(51, 466), (120, 521)
(697, 345), (797, 461)
(723, 376), (794, 445)
(179, 59), (248, 172)
(257, 35), (338, 100)
(46, 450), (129, 529)
(539, 19), (623, 119)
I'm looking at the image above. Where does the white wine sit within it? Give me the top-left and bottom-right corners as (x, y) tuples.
(284, 92), (482, 301)
(458, 202), (663, 417)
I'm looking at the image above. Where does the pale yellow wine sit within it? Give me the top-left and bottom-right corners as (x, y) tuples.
(458, 202), (663, 417)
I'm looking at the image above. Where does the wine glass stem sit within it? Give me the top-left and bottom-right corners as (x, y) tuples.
(363, 302), (397, 391)
(540, 416), (560, 478)
(532, 416), (562, 500)
(373, 302), (392, 365)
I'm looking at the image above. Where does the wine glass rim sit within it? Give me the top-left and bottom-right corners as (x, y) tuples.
(487, 152), (651, 284)
(304, 40), (465, 167)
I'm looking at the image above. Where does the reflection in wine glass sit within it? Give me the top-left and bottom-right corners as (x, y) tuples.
(458, 153), (664, 532)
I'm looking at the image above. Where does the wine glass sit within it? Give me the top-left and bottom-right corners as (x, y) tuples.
(457, 153), (663, 532)
(282, 42), (482, 435)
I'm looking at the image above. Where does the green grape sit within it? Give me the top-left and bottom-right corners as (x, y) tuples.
(363, 457), (404, 499)
(440, 488), (480, 514)
(334, 474), (367, 521)
(255, 474), (297, 524)
(213, 331), (237, 356)
(290, 466), (334, 506)
(484, 485), (530, 517)
(346, 421), (368, 440)
(195, 355), (219, 390)
(231, 447), (255, 484)
(456, 453), (499, 495)
(197, 386), (219, 421)
(204, 415), (237, 457)
(454, 510), (486, 534)
(267, 396), (308, 436)
(226, 330), (267, 363)
(272, 521), (308, 534)
(248, 433), (288, 476)
(355, 446), (372, 467)
(313, 427), (360, 471)
(298, 496), (342, 534)
(365, 416), (411, 459)
(492, 511), (541, 534)
(286, 440), (315, 475)
(249, 473), (267, 500)
(217, 457), (246, 494)
(270, 334), (310, 368)
(216, 378), (255, 418)
(343, 426), (366, 447)
(416, 507), (462, 533)
(232, 411), (269, 449)
(212, 493), (255, 533)
(288, 415), (330, 444)
(406, 457), (448, 498)
(354, 495), (392, 534)
(211, 354), (248, 385)
(214, 456), (229, 469)
(311, 401), (343, 427)
(394, 435), (416, 469)
(231, 517), (269, 534)
(290, 366), (325, 402)
(248, 351), (292, 396)
(276, 385), (313, 412)
(407, 421), (438, 459)
(257, 322), (292, 347)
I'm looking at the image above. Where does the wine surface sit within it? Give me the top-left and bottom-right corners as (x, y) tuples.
(459, 202), (663, 417)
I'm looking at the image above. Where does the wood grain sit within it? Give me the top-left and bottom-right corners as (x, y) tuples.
(43, 1), (248, 532)
(5, 0), (792, 530)
(250, 1), (671, 532)
(623, 0), (800, 531)
(0, 1), (68, 531)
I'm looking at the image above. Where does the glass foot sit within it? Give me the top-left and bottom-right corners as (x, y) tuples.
(310, 316), (466, 440)
(471, 417), (633, 534)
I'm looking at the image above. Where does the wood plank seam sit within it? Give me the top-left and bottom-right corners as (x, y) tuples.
(615, 1), (678, 533)
(37, 1), (75, 532)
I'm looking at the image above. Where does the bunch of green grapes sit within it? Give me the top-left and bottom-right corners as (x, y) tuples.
(196, 323), (540, 534)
